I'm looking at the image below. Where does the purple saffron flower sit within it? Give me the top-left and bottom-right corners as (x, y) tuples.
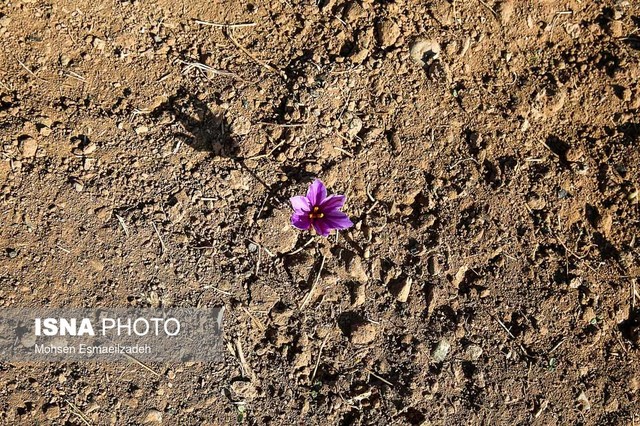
(290, 179), (353, 237)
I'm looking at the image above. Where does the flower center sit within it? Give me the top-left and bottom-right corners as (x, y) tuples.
(308, 206), (324, 219)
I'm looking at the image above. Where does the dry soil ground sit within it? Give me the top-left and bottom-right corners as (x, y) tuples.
(1, 0), (640, 425)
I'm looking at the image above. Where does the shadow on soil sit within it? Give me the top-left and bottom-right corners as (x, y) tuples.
(160, 88), (237, 156)
(159, 88), (290, 204)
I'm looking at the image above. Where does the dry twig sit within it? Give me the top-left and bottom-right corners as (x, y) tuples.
(194, 19), (256, 29)
(300, 253), (326, 309)
(225, 29), (284, 78)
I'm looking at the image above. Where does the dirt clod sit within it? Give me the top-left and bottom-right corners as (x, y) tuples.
(231, 381), (258, 401)
(497, 0), (515, 24)
(351, 283), (366, 307)
(344, 2), (365, 22)
(526, 193), (546, 210)
(344, 255), (368, 284)
(607, 20), (624, 37)
(427, 256), (441, 276)
(44, 405), (61, 420)
(259, 210), (299, 254)
(20, 137), (38, 158)
(376, 20), (400, 48)
(349, 322), (377, 345)
(230, 117), (251, 137)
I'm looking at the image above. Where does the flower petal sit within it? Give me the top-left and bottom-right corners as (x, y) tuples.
(312, 219), (332, 237)
(290, 196), (311, 213)
(291, 213), (311, 230)
(306, 179), (327, 206)
(322, 211), (353, 230)
(319, 194), (346, 211)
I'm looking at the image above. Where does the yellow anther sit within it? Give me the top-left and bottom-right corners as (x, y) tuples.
(308, 207), (324, 220)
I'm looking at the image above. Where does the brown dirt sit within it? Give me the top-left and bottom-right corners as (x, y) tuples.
(1, 0), (640, 424)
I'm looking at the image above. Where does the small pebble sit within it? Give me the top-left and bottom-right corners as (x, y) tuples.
(409, 39), (440, 66)
(581, 306), (596, 323)
(83, 142), (97, 154)
(432, 339), (451, 363)
(92, 37), (106, 50)
(135, 126), (149, 135)
(576, 391), (591, 412)
(20, 137), (38, 158)
(143, 409), (163, 424)
(393, 277), (412, 303)
(346, 115), (363, 138)
(60, 54), (72, 66)
(569, 277), (582, 289)
(464, 344), (483, 361)
(389, 132), (402, 152)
